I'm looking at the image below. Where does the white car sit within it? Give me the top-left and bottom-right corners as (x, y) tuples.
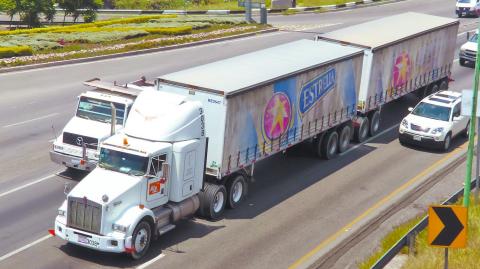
(459, 29), (478, 67)
(399, 91), (469, 151)
(456, 0), (479, 17)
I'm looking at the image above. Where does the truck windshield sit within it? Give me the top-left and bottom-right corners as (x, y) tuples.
(412, 102), (451, 122)
(469, 33), (478, 43)
(98, 148), (148, 176)
(76, 97), (126, 124)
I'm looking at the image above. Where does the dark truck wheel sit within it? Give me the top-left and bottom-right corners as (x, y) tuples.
(130, 220), (152, 260)
(354, 117), (369, 143)
(321, 130), (338, 160)
(368, 110), (381, 137)
(198, 183), (227, 220)
(226, 174), (247, 209)
(338, 124), (352, 153)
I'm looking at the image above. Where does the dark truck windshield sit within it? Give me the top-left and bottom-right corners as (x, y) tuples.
(98, 148), (148, 176)
(412, 102), (451, 122)
(76, 97), (126, 124)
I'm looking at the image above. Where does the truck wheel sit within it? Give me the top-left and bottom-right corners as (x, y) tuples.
(460, 59), (466, 67)
(198, 183), (227, 220)
(368, 111), (381, 137)
(130, 221), (152, 260)
(442, 133), (452, 152)
(354, 117), (369, 143)
(338, 124), (352, 153)
(439, 80), (448, 91)
(430, 83), (439, 93)
(226, 174), (247, 209)
(321, 130), (338, 159)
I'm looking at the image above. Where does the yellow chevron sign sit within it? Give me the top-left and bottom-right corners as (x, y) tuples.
(428, 205), (467, 248)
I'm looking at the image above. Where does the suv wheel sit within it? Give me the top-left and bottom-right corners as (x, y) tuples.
(442, 133), (451, 152)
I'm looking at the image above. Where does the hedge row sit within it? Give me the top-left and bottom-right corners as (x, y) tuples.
(0, 46), (33, 58)
(0, 15), (178, 36)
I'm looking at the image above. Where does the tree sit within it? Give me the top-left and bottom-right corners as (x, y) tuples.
(57, 0), (102, 24)
(16, 0), (55, 28)
(0, 0), (18, 28)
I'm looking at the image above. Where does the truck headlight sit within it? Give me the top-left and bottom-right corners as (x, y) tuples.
(401, 119), (409, 129)
(53, 144), (64, 151)
(112, 224), (129, 233)
(58, 209), (66, 217)
(431, 127), (444, 134)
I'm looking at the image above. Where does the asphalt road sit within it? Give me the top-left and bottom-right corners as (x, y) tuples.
(0, 0), (477, 268)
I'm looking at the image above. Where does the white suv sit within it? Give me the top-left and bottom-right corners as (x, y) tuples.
(399, 91), (469, 151)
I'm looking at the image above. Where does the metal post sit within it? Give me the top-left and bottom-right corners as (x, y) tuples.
(476, 117), (480, 204)
(444, 248), (448, 269)
(260, 2), (267, 24)
(245, 0), (252, 23)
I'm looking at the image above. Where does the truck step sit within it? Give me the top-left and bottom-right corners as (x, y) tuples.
(158, 224), (176, 235)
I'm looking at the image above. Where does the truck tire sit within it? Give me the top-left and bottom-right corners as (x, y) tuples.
(368, 111), (381, 137)
(226, 174), (247, 209)
(442, 133), (452, 152)
(198, 183), (227, 220)
(338, 124), (352, 153)
(130, 220), (152, 260)
(439, 80), (448, 91)
(354, 117), (369, 143)
(321, 130), (338, 159)
(430, 83), (439, 94)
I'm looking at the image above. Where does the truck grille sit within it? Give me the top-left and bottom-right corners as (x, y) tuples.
(63, 132), (98, 150)
(410, 124), (430, 133)
(67, 197), (102, 234)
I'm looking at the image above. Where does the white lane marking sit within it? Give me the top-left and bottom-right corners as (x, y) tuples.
(0, 234), (52, 262)
(340, 124), (400, 156)
(136, 253), (166, 269)
(2, 113), (59, 128)
(0, 173), (58, 199)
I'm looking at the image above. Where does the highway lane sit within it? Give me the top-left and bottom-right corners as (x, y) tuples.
(0, 0), (478, 268)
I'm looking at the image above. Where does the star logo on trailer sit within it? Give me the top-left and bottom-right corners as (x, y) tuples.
(392, 52), (411, 88)
(263, 92), (292, 140)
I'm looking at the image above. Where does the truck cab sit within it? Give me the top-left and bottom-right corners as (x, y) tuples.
(54, 90), (214, 259)
(456, 0), (479, 17)
(50, 78), (153, 171)
(459, 29), (478, 67)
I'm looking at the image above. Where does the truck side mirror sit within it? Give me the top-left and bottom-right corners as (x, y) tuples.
(64, 183), (71, 196)
(467, 32), (470, 40)
(162, 163), (170, 181)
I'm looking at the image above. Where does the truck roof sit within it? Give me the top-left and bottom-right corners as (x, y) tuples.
(317, 12), (459, 51)
(156, 39), (363, 96)
(84, 78), (153, 98)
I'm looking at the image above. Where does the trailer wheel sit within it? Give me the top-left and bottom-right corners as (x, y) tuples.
(130, 220), (152, 260)
(430, 83), (439, 94)
(198, 183), (227, 220)
(338, 124), (352, 153)
(368, 111), (381, 137)
(226, 174), (247, 209)
(354, 117), (369, 143)
(439, 80), (448, 91)
(321, 130), (338, 159)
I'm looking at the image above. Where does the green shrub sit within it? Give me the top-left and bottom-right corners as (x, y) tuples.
(145, 26), (192, 35)
(0, 46), (33, 58)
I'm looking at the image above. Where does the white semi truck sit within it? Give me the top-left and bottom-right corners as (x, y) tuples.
(52, 13), (459, 259)
(50, 78), (153, 171)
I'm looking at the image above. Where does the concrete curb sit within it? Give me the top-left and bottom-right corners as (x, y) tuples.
(0, 28), (278, 74)
(297, 145), (468, 269)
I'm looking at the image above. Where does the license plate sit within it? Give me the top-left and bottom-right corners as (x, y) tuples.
(71, 159), (80, 165)
(77, 234), (100, 248)
(413, 135), (421, 141)
(462, 12), (466, 15)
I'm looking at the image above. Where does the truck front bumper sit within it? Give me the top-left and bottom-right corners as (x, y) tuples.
(54, 218), (132, 253)
(50, 150), (97, 171)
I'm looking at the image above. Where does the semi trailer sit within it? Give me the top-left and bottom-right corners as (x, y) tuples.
(49, 78), (154, 171)
(52, 13), (459, 259)
(317, 12), (459, 142)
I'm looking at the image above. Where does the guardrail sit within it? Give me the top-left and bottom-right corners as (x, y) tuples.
(370, 180), (477, 269)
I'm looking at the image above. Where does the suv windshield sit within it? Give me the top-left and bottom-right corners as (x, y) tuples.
(469, 33), (478, 43)
(98, 148), (148, 176)
(458, 0), (474, 3)
(412, 102), (451, 122)
(76, 96), (126, 124)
